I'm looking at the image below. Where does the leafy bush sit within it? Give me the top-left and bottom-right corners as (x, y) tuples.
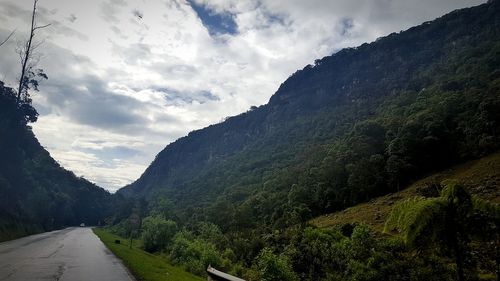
(142, 216), (177, 252)
(169, 230), (224, 275)
(254, 248), (298, 281)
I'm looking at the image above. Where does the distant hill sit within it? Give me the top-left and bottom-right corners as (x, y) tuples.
(118, 0), (500, 233)
(0, 82), (112, 241)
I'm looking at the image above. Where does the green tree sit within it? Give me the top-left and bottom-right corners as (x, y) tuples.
(169, 230), (223, 275)
(142, 216), (177, 252)
(288, 227), (343, 280)
(197, 222), (226, 250)
(148, 196), (175, 219)
(385, 182), (500, 281)
(254, 248), (298, 281)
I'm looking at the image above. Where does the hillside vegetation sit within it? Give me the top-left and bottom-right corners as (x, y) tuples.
(93, 229), (204, 281)
(311, 150), (500, 232)
(0, 82), (113, 241)
(110, 1), (500, 280)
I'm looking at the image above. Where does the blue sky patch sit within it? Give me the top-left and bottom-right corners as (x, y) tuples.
(187, 0), (238, 36)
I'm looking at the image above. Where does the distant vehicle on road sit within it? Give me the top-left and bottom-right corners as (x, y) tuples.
(80, 223), (85, 227)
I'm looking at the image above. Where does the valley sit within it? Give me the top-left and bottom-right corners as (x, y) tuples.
(0, 0), (499, 280)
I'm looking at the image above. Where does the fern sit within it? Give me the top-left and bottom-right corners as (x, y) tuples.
(384, 196), (447, 246)
(384, 182), (499, 248)
(472, 196), (500, 219)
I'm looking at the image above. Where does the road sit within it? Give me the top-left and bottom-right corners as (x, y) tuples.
(0, 227), (135, 281)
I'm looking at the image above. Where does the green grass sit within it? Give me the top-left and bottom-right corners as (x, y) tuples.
(93, 228), (204, 281)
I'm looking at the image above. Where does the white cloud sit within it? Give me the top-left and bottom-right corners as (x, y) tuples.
(0, 0), (486, 191)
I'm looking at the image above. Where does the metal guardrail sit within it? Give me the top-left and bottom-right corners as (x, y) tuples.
(207, 265), (246, 281)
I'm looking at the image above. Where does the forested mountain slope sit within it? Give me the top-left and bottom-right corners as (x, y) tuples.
(311, 150), (500, 232)
(119, 0), (500, 233)
(0, 82), (112, 241)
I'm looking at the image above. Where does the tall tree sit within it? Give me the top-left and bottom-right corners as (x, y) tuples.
(16, 0), (50, 106)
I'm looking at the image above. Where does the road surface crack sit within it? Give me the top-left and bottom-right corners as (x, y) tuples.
(53, 263), (65, 281)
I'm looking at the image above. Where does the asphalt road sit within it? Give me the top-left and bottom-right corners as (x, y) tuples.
(0, 227), (135, 281)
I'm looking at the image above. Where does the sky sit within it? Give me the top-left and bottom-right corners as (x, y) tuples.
(0, 0), (486, 192)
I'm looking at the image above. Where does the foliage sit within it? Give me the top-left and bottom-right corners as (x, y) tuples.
(281, 225), (453, 281)
(384, 196), (447, 246)
(142, 216), (178, 252)
(254, 248), (298, 281)
(385, 183), (500, 280)
(0, 81), (37, 124)
(93, 228), (204, 281)
(17, 68), (47, 109)
(169, 230), (225, 275)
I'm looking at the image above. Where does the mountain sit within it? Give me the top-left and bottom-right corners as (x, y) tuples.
(119, 0), (500, 232)
(0, 82), (113, 241)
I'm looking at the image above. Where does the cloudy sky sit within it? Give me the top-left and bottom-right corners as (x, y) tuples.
(0, 0), (485, 192)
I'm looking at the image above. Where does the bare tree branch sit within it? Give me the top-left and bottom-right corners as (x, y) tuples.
(0, 30), (15, 48)
(31, 40), (45, 51)
(33, 23), (51, 31)
(16, 0), (50, 105)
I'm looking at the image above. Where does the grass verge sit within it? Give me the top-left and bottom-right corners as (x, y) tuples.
(93, 228), (204, 281)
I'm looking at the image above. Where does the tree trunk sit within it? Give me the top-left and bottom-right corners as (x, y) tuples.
(17, 0), (37, 105)
(452, 224), (467, 281)
(449, 205), (466, 281)
(455, 245), (465, 281)
(495, 236), (499, 281)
